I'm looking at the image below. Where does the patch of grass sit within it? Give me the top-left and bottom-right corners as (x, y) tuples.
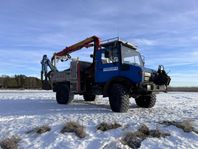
(159, 120), (198, 134)
(122, 132), (143, 148)
(60, 121), (86, 138)
(138, 124), (149, 135)
(122, 124), (170, 148)
(97, 122), (122, 131)
(26, 125), (51, 134)
(149, 129), (170, 138)
(0, 136), (20, 149)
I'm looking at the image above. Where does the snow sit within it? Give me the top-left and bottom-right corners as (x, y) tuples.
(0, 90), (198, 149)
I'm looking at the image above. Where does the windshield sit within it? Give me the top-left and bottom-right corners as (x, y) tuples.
(121, 45), (143, 66)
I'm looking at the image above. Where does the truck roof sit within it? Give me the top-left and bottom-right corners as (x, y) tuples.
(101, 37), (137, 50)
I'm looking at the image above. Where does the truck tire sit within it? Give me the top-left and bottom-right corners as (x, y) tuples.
(83, 93), (96, 101)
(135, 94), (156, 108)
(42, 80), (51, 90)
(109, 84), (129, 112)
(56, 85), (72, 104)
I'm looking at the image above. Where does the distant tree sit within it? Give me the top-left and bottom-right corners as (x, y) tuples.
(20, 75), (26, 88)
(3, 76), (9, 88)
(0, 75), (42, 89)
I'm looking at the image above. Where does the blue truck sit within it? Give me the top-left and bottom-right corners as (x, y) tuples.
(41, 36), (171, 112)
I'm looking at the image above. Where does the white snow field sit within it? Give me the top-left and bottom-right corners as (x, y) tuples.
(0, 90), (198, 149)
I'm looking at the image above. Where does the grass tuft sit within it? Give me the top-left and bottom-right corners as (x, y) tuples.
(0, 136), (20, 149)
(138, 124), (149, 135)
(97, 122), (122, 131)
(26, 125), (51, 134)
(122, 124), (170, 148)
(149, 129), (170, 138)
(122, 132), (143, 148)
(60, 121), (86, 138)
(159, 120), (198, 134)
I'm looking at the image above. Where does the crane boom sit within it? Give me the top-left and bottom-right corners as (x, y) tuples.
(54, 36), (100, 57)
(41, 35), (100, 87)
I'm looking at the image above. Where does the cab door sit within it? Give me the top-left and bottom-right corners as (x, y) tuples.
(95, 48), (120, 83)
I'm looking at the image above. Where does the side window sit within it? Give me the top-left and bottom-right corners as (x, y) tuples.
(101, 48), (119, 64)
(121, 45), (143, 66)
(123, 55), (140, 65)
(101, 51), (112, 64)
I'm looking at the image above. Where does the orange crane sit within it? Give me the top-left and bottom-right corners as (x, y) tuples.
(41, 35), (100, 89)
(55, 36), (100, 56)
(51, 36), (100, 65)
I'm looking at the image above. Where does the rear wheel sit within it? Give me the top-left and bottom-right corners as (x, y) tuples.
(83, 93), (96, 101)
(56, 85), (73, 104)
(135, 94), (156, 108)
(109, 84), (129, 112)
(42, 80), (51, 90)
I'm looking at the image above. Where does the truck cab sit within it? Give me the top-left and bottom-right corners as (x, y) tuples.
(95, 40), (143, 84)
(95, 39), (169, 95)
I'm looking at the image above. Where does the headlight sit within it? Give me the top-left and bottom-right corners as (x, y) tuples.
(144, 76), (150, 81)
(147, 85), (152, 90)
(144, 72), (151, 77)
(144, 72), (151, 81)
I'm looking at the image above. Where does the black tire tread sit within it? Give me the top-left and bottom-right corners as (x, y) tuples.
(109, 84), (129, 112)
(135, 94), (156, 108)
(56, 85), (72, 104)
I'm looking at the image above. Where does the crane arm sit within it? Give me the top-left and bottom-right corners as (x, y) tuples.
(54, 36), (100, 57)
(41, 55), (57, 81)
(41, 36), (100, 81)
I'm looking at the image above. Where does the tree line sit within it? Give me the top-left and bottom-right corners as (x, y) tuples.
(168, 87), (198, 92)
(0, 75), (197, 91)
(0, 75), (41, 89)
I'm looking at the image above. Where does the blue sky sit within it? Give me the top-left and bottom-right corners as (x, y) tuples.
(0, 0), (198, 86)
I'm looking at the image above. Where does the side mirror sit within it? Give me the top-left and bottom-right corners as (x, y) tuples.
(90, 54), (94, 58)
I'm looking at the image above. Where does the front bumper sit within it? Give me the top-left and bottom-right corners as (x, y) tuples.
(141, 83), (167, 92)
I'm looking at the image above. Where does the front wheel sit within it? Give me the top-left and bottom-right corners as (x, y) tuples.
(109, 84), (129, 112)
(56, 85), (73, 104)
(135, 94), (156, 108)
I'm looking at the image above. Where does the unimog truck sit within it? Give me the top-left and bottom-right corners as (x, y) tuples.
(41, 36), (171, 112)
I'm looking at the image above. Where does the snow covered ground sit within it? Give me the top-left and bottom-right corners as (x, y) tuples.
(0, 90), (198, 149)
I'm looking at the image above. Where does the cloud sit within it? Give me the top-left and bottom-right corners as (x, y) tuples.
(132, 38), (158, 46)
(170, 73), (198, 87)
(0, 48), (53, 76)
(192, 51), (198, 56)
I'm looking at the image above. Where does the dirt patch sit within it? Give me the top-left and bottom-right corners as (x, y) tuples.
(60, 121), (86, 138)
(26, 125), (51, 134)
(0, 136), (20, 149)
(122, 124), (170, 148)
(159, 120), (198, 134)
(97, 122), (122, 131)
